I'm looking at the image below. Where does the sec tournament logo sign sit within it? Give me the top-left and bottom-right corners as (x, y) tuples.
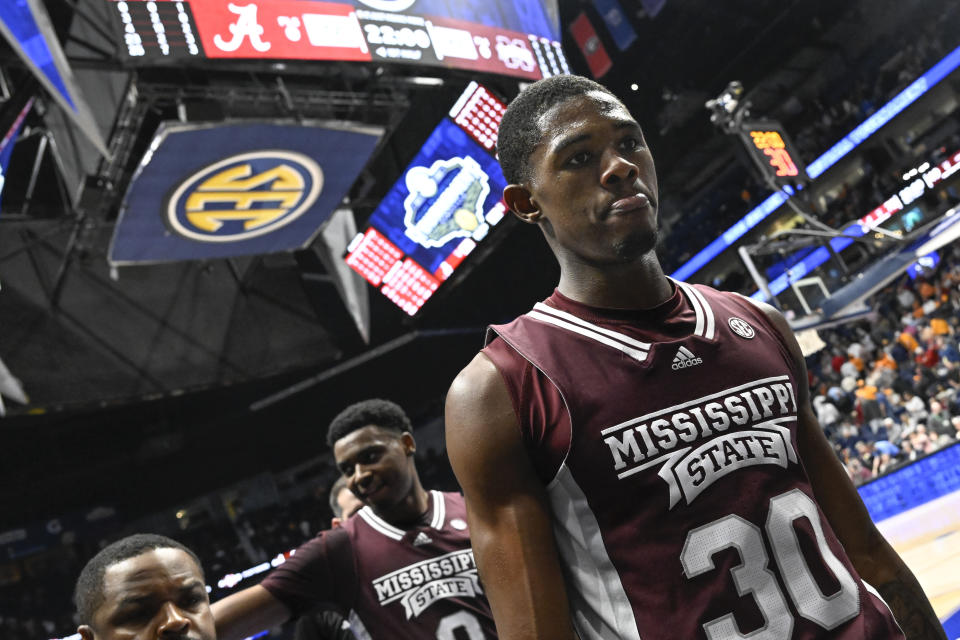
(166, 151), (323, 242)
(402, 156), (490, 248)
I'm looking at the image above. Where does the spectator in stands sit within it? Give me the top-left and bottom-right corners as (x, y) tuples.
(840, 357), (860, 379)
(949, 416), (960, 443)
(854, 441), (876, 472)
(813, 394), (841, 432)
(909, 425), (934, 456)
(926, 399), (952, 438)
(880, 416), (904, 443)
(872, 450), (896, 476)
(74, 533), (215, 640)
(845, 457), (873, 483)
(856, 379), (884, 432)
(902, 390), (928, 425)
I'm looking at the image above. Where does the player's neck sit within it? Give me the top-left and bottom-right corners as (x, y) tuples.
(556, 254), (673, 310)
(377, 478), (431, 527)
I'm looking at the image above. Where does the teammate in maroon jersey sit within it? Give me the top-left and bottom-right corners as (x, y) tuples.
(445, 75), (945, 640)
(211, 399), (496, 640)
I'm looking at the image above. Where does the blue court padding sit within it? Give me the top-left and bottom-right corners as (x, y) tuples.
(944, 611), (959, 639)
(857, 443), (960, 635)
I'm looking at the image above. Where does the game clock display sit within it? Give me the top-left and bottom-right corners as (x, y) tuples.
(738, 121), (807, 188)
(107, 0), (568, 80)
(345, 82), (508, 316)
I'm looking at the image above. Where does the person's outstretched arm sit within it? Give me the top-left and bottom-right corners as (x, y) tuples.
(446, 352), (577, 640)
(758, 301), (947, 640)
(211, 584), (291, 640)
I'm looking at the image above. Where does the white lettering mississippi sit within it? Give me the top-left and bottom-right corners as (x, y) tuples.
(602, 376), (799, 508)
(371, 549), (482, 618)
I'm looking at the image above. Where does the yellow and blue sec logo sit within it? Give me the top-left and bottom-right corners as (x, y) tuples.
(166, 151), (323, 242)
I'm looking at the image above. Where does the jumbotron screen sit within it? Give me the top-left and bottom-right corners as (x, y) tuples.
(107, 0), (569, 80)
(344, 81), (508, 315)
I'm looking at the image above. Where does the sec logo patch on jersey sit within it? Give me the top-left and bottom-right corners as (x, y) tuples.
(166, 150), (323, 242)
(728, 316), (756, 339)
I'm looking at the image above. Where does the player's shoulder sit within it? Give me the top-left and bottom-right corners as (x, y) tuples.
(269, 526), (353, 580)
(322, 522), (354, 550)
(696, 285), (789, 332)
(447, 350), (512, 418)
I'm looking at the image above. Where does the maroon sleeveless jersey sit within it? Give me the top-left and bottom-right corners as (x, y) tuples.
(261, 490), (496, 640)
(483, 282), (904, 640)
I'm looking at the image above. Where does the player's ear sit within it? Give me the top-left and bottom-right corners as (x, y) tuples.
(504, 185), (541, 224)
(400, 432), (416, 456)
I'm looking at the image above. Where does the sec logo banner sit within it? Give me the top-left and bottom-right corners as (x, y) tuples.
(166, 151), (323, 242)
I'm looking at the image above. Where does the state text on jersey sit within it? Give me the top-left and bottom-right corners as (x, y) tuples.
(602, 375), (799, 508)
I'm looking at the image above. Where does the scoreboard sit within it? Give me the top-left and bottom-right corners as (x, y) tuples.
(738, 121), (807, 188)
(108, 0), (569, 80)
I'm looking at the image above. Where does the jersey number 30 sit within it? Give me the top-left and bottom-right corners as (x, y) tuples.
(681, 489), (861, 639)
(436, 610), (485, 640)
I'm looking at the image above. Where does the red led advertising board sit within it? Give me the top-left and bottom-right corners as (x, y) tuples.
(343, 81), (508, 316)
(108, 0), (569, 80)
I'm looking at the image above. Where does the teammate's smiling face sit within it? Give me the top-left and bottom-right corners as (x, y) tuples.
(333, 425), (417, 514)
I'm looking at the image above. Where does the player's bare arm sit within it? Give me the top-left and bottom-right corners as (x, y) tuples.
(211, 584), (292, 640)
(757, 301), (946, 640)
(445, 352), (577, 640)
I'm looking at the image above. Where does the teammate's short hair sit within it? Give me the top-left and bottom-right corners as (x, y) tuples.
(74, 533), (203, 625)
(329, 475), (350, 517)
(326, 398), (412, 447)
(497, 75), (618, 185)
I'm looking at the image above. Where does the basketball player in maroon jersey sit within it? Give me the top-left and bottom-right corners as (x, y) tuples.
(445, 75), (944, 640)
(212, 399), (496, 640)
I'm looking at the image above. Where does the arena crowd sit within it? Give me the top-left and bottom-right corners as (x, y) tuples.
(807, 244), (960, 482)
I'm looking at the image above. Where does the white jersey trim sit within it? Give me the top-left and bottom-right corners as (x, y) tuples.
(862, 579), (904, 635)
(429, 490), (446, 530)
(528, 308), (649, 363)
(357, 507), (405, 541)
(356, 492), (448, 542)
(533, 303), (652, 349)
(673, 279), (716, 340)
(547, 465), (642, 640)
(685, 282), (717, 339)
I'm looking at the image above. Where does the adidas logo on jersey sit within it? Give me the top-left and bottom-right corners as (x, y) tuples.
(671, 346), (703, 370)
(412, 532), (432, 546)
